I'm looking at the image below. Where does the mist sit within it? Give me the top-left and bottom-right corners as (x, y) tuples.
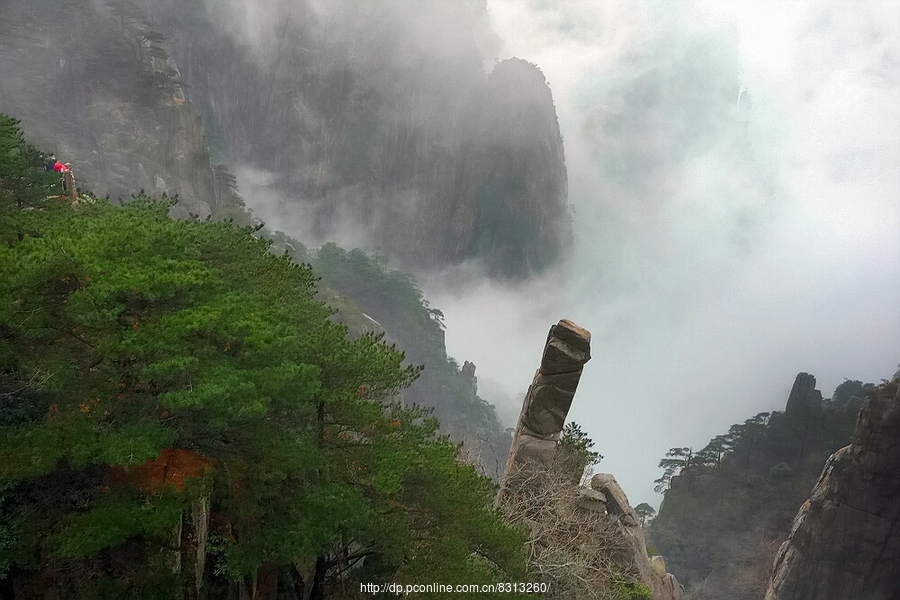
(218, 0), (900, 507)
(424, 0), (900, 506)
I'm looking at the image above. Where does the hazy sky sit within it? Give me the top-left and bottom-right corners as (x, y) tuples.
(424, 0), (900, 506)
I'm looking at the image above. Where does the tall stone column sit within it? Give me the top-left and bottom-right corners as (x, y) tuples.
(496, 319), (591, 504)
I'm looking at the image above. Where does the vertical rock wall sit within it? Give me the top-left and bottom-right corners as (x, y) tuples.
(146, 1), (571, 278)
(0, 1), (216, 217)
(765, 380), (900, 600)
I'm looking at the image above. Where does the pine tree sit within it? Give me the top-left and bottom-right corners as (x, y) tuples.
(0, 119), (528, 597)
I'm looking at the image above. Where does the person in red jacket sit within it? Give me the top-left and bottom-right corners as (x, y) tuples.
(56, 162), (73, 193)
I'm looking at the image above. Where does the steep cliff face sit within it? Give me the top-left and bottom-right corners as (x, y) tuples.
(765, 379), (900, 600)
(650, 373), (861, 600)
(1, 0), (570, 278)
(0, 0), (216, 217)
(137, 0), (570, 278)
(455, 58), (571, 277)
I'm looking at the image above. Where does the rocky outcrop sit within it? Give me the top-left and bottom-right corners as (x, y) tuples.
(451, 58), (571, 277)
(651, 556), (685, 600)
(590, 474), (653, 583)
(497, 319), (682, 599)
(785, 372), (823, 416)
(765, 380), (900, 600)
(0, 1), (216, 217)
(496, 319), (591, 498)
(649, 372), (863, 599)
(587, 474), (684, 600)
(462, 360), (477, 381)
(140, 1), (570, 279)
(2, 0), (571, 279)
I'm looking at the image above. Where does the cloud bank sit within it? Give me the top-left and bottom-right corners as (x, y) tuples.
(425, 0), (900, 506)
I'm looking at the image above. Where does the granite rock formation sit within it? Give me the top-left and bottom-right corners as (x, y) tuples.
(1, 0), (571, 279)
(587, 474), (684, 600)
(590, 474), (655, 592)
(785, 372), (823, 416)
(451, 58), (571, 277)
(765, 380), (900, 600)
(651, 556), (686, 600)
(497, 319), (682, 599)
(496, 319), (591, 498)
(140, 0), (571, 278)
(0, 0), (216, 218)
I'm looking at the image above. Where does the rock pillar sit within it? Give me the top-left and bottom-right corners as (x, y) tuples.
(785, 372), (822, 415)
(496, 319), (590, 503)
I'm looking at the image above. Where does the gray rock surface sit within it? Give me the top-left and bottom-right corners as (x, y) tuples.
(785, 372), (823, 415)
(496, 319), (682, 599)
(591, 473), (642, 528)
(154, 2), (571, 278)
(650, 556), (685, 600)
(496, 319), (590, 494)
(765, 380), (900, 600)
(590, 474), (652, 581)
(0, 4), (216, 217)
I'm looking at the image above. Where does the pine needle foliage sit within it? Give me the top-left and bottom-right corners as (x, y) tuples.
(0, 117), (527, 598)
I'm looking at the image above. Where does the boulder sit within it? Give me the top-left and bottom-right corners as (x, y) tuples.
(590, 474), (651, 581)
(591, 474), (640, 527)
(650, 556), (684, 600)
(576, 487), (608, 513)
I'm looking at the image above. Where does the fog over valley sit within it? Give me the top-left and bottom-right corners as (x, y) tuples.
(1, 0), (898, 596)
(425, 0), (900, 506)
(231, 0), (900, 507)
(110, 0), (899, 509)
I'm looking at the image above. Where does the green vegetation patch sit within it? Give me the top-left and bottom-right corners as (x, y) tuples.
(0, 116), (528, 598)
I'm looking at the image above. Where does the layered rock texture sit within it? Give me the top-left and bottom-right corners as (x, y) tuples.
(497, 319), (591, 495)
(497, 320), (682, 599)
(765, 379), (900, 600)
(0, 0), (216, 218)
(1, 0), (566, 279)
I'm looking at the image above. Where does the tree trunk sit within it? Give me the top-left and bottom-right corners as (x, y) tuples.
(309, 555), (328, 600)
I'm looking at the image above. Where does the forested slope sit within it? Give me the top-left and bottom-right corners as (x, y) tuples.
(0, 116), (528, 599)
(648, 373), (870, 600)
(235, 229), (512, 477)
